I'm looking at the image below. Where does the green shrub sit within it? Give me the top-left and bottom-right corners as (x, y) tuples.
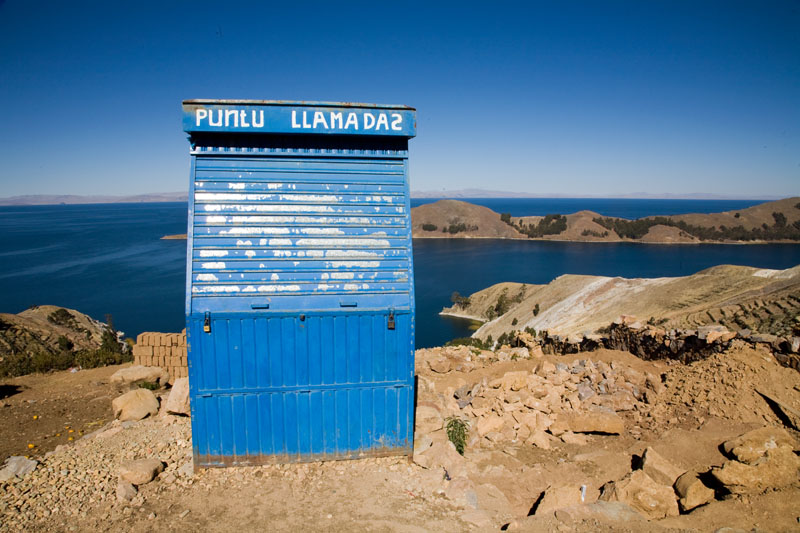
(31, 351), (75, 374)
(450, 291), (471, 308)
(47, 308), (76, 327)
(518, 214), (567, 238)
(0, 353), (33, 377)
(75, 349), (132, 369)
(422, 223), (438, 232)
(445, 337), (491, 350)
(138, 381), (160, 391)
(593, 213), (800, 241)
(445, 417), (469, 455)
(57, 335), (74, 352)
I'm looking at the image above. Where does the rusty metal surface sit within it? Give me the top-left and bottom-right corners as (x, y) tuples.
(194, 446), (413, 468)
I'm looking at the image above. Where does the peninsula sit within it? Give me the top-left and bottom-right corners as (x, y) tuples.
(411, 197), (800, 244)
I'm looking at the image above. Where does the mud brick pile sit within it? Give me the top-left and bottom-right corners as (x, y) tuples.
(132, 331), (188, 384)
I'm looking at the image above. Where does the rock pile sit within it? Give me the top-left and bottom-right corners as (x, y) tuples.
(417, 348), (660, 450)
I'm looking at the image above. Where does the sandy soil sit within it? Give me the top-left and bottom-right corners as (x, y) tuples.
(0, 365), (124, 460)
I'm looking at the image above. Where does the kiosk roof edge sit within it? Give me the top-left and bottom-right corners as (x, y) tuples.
(182, 99), (415, 111)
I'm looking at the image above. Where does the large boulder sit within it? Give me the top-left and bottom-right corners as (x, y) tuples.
(112, 389), (160, 421)
(165, 377), (191, 416)
(721, 426), (797, 464)
(711, 446), (800, 494)
(549, 412), (624, 436)
(599, 470), (679, 519)
(111, 365), (169, 387)
(674, 471), (714, 512)
(119, 458), (164, 485)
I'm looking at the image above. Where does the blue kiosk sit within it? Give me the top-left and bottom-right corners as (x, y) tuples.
(182, 100), (417, 466)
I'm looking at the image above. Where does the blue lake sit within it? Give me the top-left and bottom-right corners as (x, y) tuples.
(1, 201), (799, 348)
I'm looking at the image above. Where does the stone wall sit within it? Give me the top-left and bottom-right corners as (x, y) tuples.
(132, 331), (188, 383)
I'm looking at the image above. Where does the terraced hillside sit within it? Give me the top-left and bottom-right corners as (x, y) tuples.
(441, 265), (800, 341)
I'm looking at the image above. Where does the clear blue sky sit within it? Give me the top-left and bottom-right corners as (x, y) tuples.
(1, 1), (798, 198)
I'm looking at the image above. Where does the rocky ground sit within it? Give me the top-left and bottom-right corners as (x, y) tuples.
(1, 340), (799, 532)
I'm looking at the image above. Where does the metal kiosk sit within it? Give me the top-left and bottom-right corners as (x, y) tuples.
(182, 100), (417, 467)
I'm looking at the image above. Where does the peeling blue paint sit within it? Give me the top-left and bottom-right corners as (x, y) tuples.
(183, 100), (416, 466)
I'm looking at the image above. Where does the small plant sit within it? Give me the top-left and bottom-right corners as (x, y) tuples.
(533, 303), (540, 316)
(445, 417), (469, 455)
(422, 223), (438, 232)
(138, 381), (160, 391)
(511, 318), (518, 326)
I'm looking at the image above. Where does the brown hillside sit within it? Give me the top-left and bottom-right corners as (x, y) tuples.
(639, 224), (699, 243)
(411, 200), (525, 239)
(669, 197), (800, 231)
(431, 197), (800, 243)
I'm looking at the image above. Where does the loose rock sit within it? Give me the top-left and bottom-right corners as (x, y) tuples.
(534, 485), (584, 515)
(641, 446), (684, 486)
(674, 471), (714, 512)
(111, 365), (170, 387)
(600, 470), (679, 519)
(0, 456), (38, 481)
(721, 426), (797, 464)
(165, 377), (191, 416)
(119, 458), (165, 485)
(112, 388), (160, 421)
(116, 481), (138, 502)
(712, 446), (800, 494)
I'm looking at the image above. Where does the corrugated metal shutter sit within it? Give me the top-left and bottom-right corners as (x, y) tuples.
(189, 149), (412, 313)
(186, 146), (415, 465)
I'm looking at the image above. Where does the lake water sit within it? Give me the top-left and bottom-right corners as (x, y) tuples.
(2, 200), (799, 348)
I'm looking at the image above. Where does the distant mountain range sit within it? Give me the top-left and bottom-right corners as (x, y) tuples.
(0, 192), (188, 206)
(410, 188), (782, 200)
(0, 189), (784, 206)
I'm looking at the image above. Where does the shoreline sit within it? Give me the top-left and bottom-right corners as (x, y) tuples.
(438, 310), (486, 323)
(414, 235), (795, 245)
